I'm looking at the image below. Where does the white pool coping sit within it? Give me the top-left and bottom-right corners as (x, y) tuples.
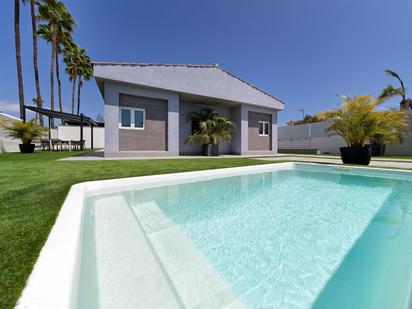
(16, 162), (412, 309)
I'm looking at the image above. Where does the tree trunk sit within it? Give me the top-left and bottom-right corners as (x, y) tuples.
(71, 74), (77, 114)
(77, 75), (82, 115)
(400, 99), (410, 110)
(14, 0), (25, 121)
(50, 23), (56, 128)
(30, 0), (43, 125)
(56, 51), (63, 114)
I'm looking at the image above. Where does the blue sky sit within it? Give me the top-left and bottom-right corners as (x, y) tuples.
(1, 0), (411, 125)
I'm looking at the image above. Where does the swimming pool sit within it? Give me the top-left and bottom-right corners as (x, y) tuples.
(18, 163), (412, 309)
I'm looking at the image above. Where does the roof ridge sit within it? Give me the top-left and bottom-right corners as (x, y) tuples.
(93, 62), (285, 104)
(92, 62), (216, 68)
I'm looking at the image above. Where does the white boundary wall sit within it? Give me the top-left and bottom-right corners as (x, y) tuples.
(0, 113), (21, 153)
(0, 124), (104, 153)
(279, 119), (412, 155)
(56, 125), (104, 149)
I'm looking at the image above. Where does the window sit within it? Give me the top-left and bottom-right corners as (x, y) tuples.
(121, 109), (131, 127)
(119, 108), (145, 129)
(258, 121), (270, 136)
(134, 110), (144, 128)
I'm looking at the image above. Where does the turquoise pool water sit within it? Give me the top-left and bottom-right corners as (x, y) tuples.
(80, 166), (412, 308)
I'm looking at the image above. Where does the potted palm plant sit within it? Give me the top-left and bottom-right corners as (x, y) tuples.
(185, 108), (236, 156)
(325, 95), (408, 165)
(0, 120), (46, 153)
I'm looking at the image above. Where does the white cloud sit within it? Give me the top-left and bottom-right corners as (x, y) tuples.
(0, 100), (20, 113)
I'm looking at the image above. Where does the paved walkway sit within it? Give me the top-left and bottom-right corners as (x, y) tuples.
(61, 151), (412, 169)
(60, 150), (260, 161)
(259, 154), (412, 169)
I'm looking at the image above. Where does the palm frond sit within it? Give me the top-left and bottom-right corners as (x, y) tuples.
(385, 70), (400, 80)
(185, 109), (236, 145)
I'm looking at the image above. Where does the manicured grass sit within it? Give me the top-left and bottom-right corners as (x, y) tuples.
(0, 151), (274, 308)
(379, 155), (412, 160)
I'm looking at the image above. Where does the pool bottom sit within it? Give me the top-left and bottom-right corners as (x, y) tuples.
(79, 166), (412, 309)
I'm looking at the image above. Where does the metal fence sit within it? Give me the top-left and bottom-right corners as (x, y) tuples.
(278, 137), (312, 149)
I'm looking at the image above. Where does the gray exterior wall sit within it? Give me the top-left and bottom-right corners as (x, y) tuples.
(119, 94), (167, 151)
(239, 104), (278, 155)
(230, 105), (242, 155)
(248, 112), (272, 151)
(103, 82), (179, 157)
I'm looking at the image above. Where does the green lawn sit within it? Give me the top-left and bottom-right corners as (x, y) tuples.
(0, 151), (273, 308)
(379, 155), (412, 160)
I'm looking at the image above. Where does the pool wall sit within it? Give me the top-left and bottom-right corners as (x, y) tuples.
(16, 162), (412, 309)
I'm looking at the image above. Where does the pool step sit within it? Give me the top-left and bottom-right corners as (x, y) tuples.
(131, 200), (244, 309)
(86, 194), (182, 309)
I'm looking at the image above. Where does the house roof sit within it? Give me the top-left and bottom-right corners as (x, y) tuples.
(0, 112), (21, 122)
(93, 62), (285, 110)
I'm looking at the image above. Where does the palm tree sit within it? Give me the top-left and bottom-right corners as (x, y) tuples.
(37, 0), (74, 125)
(185, 108), (236, 145)
(379, 70), (411, 110)
(55, 31), (74, 114)
(63, 41), (81, 114)
(25, 0), (43, 125)
(14, 0), (25, 120)
(76, 52), (93, 115)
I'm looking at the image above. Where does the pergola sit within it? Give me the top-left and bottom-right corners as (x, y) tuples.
(24, 105), (97, 150)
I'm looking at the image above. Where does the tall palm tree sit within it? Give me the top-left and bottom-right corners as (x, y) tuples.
(76, 52), (93, 115)
(37, 0), (74, 125)
(379, 70), (411, 110)
(25, 0), (43, 125)
(63, 41), (81, 114)
(14, 0), (25, 120)
(63, 44), (78, 114)
(55, 12), (75, 114)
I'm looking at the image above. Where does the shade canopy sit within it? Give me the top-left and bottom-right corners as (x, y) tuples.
(24, 105), (96, 150)
(24, 105), (97, 126)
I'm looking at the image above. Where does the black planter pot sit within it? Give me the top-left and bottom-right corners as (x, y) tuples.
(202, 144), (219, 156)
(19, 144), (35, 153)
(340, 145), (371, 165)
(371, 143), (386, 156)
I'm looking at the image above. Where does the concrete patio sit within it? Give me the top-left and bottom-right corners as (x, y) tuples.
(60, 150), (412, 169)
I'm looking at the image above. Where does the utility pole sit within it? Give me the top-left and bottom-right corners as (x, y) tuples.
(297, 107), (305, 120)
